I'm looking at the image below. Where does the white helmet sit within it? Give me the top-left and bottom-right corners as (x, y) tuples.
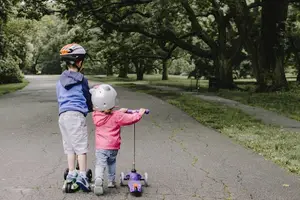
(89, 84), (118, 111)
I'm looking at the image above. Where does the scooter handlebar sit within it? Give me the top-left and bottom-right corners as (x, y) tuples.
(126, 109), (150, 114)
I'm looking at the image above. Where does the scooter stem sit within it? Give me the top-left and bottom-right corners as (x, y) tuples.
(132, 123), (136, 172)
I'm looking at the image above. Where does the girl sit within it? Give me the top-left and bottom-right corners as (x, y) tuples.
(89, 84), (146, 195)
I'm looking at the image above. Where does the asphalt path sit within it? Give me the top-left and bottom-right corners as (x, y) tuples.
(1, 75), (300, 200)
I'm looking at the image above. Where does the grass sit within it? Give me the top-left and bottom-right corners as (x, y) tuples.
(87, 74), (208, 90)
(0, 80), (29, 96)
(217, 82), (300, 121)
(117, 83), (300, 175)
(89, 74), (300, 122)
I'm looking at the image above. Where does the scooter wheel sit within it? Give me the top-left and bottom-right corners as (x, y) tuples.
(76, 162), (79, 170)
(120, 172), (125, 186)
(86, 169), (93, 183)
(144, 172), (148, 187)
(65, 182), (73, 193)
(64, 168), (69, 180)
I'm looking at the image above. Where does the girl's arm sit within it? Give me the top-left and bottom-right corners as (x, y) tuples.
(116, 112), (143, 126)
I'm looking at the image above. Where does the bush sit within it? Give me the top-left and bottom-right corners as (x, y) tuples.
(0, 57), (24, 84)
(169, 58), (194, 75)
(40, 60), (62, 74)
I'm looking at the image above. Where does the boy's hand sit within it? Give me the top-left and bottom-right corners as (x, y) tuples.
(139, 108), (146, 115)
(119, 108), (128, 113)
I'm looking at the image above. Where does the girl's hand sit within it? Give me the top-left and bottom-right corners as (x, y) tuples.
(119, 108), (128, 113)
(139, 108), (146, 115)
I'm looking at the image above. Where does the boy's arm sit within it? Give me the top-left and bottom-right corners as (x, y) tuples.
(116, 112), (143, 126)
(82, 78), (93, 113)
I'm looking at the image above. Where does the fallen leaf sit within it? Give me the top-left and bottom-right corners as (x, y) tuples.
(283, 184), (289, 187)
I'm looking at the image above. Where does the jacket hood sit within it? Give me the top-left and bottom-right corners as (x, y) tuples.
(60, 70), (83, 90)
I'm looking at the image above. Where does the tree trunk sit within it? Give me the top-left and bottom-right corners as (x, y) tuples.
(0, 20), (5, 60)
(215, 54), (234, 89)
(261, 0), (288, 91)
(106, 65), (113, 76)
(273, 55), (288, 90)
(118, 63), (128, 78)
(214, 10), (234, 89)
(162, 59), (169, 80)
(271, 0), (288, 90)
(135, 62), (144, 80)
(30, 54), (39, 74)
(245, 39), (268, 91)
(295, 53), (300, 83)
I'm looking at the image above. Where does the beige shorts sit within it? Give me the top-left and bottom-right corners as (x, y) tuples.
(58, 111), (89, 154)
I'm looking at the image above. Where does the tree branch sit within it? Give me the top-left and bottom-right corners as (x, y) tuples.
(181, 0), (216, 49)
(92, 0), (153, 13)
(129, 55), (165, 59)
(248, 0), (299, 9)
(165, 44), (177, 59)
(87, 2), (211, 59)
(112, 10), (151, 22)
(179, 31), (197, 39)
(161, 29), (212, 58)
(195, 12), (213, 18)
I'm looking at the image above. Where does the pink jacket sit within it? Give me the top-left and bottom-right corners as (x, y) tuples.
(92, 110), (143, 150)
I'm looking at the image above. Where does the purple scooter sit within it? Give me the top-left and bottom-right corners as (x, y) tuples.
(120, 109), (150, 196)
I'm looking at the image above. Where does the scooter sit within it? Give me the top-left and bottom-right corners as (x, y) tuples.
(119, 109), (150, 197)
(62, 157), (93, 193)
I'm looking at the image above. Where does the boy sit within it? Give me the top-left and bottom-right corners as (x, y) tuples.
(56, 43), (93, 192)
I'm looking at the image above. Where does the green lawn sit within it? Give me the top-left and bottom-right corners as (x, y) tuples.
(217, 82), (300, 121)
(0, 80), (29, 96)
(88, 74), (209, 91)
(89, 74), (300, 122)
(119, 83), (300, 175)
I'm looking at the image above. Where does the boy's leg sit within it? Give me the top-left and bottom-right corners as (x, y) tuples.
(72, 113), (91, 191)
(67, 153), (76, 171)
(78, 154), (87, 173)
(94, 149), (108, 195)
(107, 150), (118, 188)
(59, 113), (77, 183)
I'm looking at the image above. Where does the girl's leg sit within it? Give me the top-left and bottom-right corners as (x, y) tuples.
(95, 150), (108, 179)
(107, 150), (118, 188)
(94, 150), (108, 195)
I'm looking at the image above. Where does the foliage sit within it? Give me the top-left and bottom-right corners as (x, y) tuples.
(1, 0), (300, 88)
(4, 17), (36, 73)
(32, 15), (78, 74)
(0, 56), (23, 84)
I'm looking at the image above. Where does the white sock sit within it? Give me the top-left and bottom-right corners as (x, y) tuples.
(80, 171), (87, 178)
(68, 170), (76, 176)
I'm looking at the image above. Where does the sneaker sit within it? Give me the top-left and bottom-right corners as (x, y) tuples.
(62, 172), (79, 192)
(107, 181), (116, 188)
(66, 172), (77, 183)
(93, 178), (104, 195)
(76, 174), (91, 192)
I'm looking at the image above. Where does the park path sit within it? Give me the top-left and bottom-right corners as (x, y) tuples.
(0, 75), (300, 200)
(139, 84), (300, 132)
